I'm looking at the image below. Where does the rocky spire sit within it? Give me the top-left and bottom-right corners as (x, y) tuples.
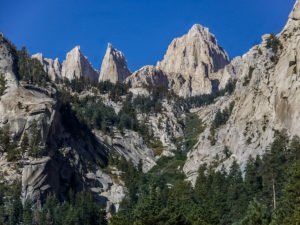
(61, 46), (99, 82)
(32, 53), (62, 81)
(156, 24), (230, 97)
(99, 43), (131, 83)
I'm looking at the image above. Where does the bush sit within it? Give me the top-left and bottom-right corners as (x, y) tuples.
(209, 101), (235, 145)
(266, 33), (282, 55)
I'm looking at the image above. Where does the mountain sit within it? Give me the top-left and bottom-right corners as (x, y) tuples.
(184, 0), (300, 184)
(126, 24), (229, 97)
(99, 44), (131, 83)
(61, 46), (99, 81)
(157, 24), (230, 97)
(0, 1), (300, 224)
(32, 53), (62, 81)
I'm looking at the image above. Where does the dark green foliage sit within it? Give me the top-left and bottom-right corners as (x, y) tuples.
(62, 78), (129, 102)
(133, 86), (179, 114)
(0, 73), (6, 95)
(0, 126), (20, 161)
(62, 76), (89, 93)
(28, 120), (43, 158)
(0, 186), (107, 225)
(225, 161), (248, 224)
(266, 33), (283, 55)
(0, 181), (22, 225)
(109, 82), (128, 102)
(244, 156), (264, 202)
(73, 95), (118, 133)
(243, 66), (254, 86)
(17, 46), (49, 85)
(117, 94), (139, 132)
(223, 146), (232, 159)
(180, 113), (205, 152)
(37, 191), (107, 225)
(239, 200), (270, 225)
(22, 200), (33, 225)
(209, 101), (235, 145)
(111, 131), (300, 225)
(20, 132), (29, 156)
(187, 78), (236, 108)
(60, 89), (91, 138)
(266, 33), (283, 63)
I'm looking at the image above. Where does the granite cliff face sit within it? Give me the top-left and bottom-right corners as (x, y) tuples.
(0, 38), (125, 212)
(126, 24), (230, 97)
(99, 44), (131, 83)
(125, 65), (168, 88)
(184, 0), (300, 184)
(157, 24), (230, 97)
(32, 53), (62, 81)
(61, 46), (99, 82)
(1, 0), (299, 216)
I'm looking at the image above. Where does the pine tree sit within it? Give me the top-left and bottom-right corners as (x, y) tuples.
(20, 132), (29, 156)
(225, 160), (248, 224)
(134, 186), (162, 225)
(239, 200), (270, 225)
(22, 200), (33, 225)
(244, 156), (263, 202)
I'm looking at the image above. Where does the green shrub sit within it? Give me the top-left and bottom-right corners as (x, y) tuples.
(0, 73), (6, 95)
(187, 78), (236, 108)
(266, 33), (282, 54)
(209, 101), (235, 145)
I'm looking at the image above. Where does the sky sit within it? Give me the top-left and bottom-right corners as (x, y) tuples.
(0, 0), (295, 71)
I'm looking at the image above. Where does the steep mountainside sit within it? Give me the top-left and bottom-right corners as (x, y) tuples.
(184, 1), (300, 184)
(0, 1), (300, 224)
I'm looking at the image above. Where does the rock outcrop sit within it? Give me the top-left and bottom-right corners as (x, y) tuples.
(32, 53), (62, 81)
(0, 38), (126, 211)
(99, 44), (131, 83)
(157, 24), (229, 97)
(183, 1), (300, 185)
(126, 24), (230, 97)
(125, 65), (168, 88)
(61, 46), (99, 82)
(95, 129), (156, 172)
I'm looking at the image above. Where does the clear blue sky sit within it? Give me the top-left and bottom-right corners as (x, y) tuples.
(0, 0), (295, 71)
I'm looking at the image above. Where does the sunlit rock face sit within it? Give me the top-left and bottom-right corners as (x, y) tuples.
(184, 2), (300, 185)
(99, 43), (131, 83)
(61, 46), (99, 81)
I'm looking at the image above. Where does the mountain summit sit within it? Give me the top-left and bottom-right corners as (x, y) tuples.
(99, 43), (131, 83)
(61, 46), (99, 82)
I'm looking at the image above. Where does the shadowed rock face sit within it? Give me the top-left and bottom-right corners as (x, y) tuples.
(61, 46), (99, 82)
(99, 43), (131, 83)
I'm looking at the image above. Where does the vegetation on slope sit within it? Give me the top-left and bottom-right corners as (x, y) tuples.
(0, 182), (108, 225)
(110, 131), (300, 225)
(186, 78), (236, 108)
